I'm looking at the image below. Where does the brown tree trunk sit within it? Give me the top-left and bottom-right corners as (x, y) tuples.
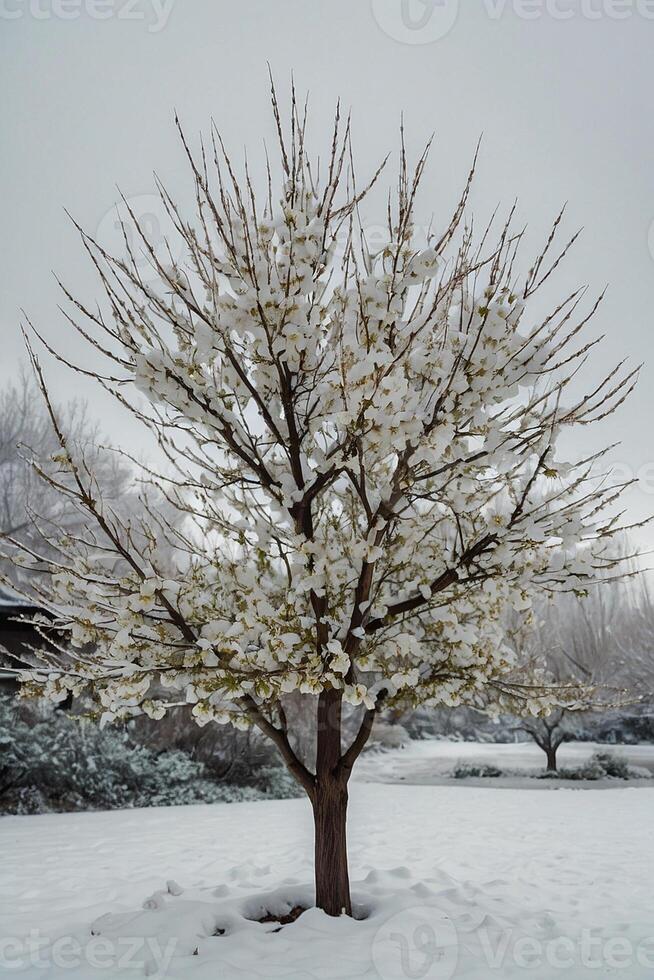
(250, 685), (376, 918)
(312, 773), (351, 916)
(546, 744), (558, 772)
(312, 686), (352, 917)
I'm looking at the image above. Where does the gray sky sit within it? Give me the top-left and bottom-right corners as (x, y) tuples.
(1, 0), (653, 541)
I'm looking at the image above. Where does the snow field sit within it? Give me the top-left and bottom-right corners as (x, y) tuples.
(2, 781), (654, 978)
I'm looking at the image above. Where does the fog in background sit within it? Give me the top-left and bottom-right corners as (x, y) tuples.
(1, 0), (653, 543)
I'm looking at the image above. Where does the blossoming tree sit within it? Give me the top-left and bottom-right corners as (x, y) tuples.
(7, 88), (637, 916)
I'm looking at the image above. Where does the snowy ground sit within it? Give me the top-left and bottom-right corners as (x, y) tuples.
(2, 745), (654, 979)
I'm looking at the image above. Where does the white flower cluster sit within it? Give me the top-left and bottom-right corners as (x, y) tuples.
(21, 133), (625, 730)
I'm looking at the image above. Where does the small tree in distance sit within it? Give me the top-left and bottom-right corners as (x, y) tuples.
(507, 672), (635, 773)
(509, 682), (596, 773)
(4, 83), (640, 916)
(520, 707), (572, 773)
(504, 578), (649, 771)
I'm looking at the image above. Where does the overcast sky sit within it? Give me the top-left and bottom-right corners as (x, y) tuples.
(1, 0), (653, 543)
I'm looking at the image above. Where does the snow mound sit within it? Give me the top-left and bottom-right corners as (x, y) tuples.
(84, 865), (575, 979)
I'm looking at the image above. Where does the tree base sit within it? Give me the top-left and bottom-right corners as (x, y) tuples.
(312, 775), (351, 917)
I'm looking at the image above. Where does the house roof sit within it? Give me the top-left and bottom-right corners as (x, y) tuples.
(0, 586), (51, 674)
(0, 585), (43, 619)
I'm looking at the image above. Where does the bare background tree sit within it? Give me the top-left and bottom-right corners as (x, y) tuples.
(504, 560), (654, 771)
(0, 372), (131, 594)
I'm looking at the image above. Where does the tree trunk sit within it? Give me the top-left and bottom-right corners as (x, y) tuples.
(312, 686), (352, 916)
(253, 685), (375, 918)
(545, 744), (558, 772)
(312, 773), (351, 917)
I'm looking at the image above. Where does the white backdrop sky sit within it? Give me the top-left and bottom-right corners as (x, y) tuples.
(1, 0), (653, 543)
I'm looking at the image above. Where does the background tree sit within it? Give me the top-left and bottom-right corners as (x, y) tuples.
(4, 86), (639, 916)
(503, 571), (650, 771)
(520, 707), (570, 773)
(612, 575), (654, 708)
(0, 372), (131, 594)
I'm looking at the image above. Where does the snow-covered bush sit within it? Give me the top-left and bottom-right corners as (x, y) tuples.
(363, 721), (411, 753)
(549, 751), (647, 781)
(591, 750), (631, 779)
(594, 709), (654, 745)
(0, 697), (298, 814)
(129, 704), (285, 786)
(403, 706), (517, 742)
(254, 765), (304, 800)
(548, 758), (605, 781)
(451, 762), (502, 779)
